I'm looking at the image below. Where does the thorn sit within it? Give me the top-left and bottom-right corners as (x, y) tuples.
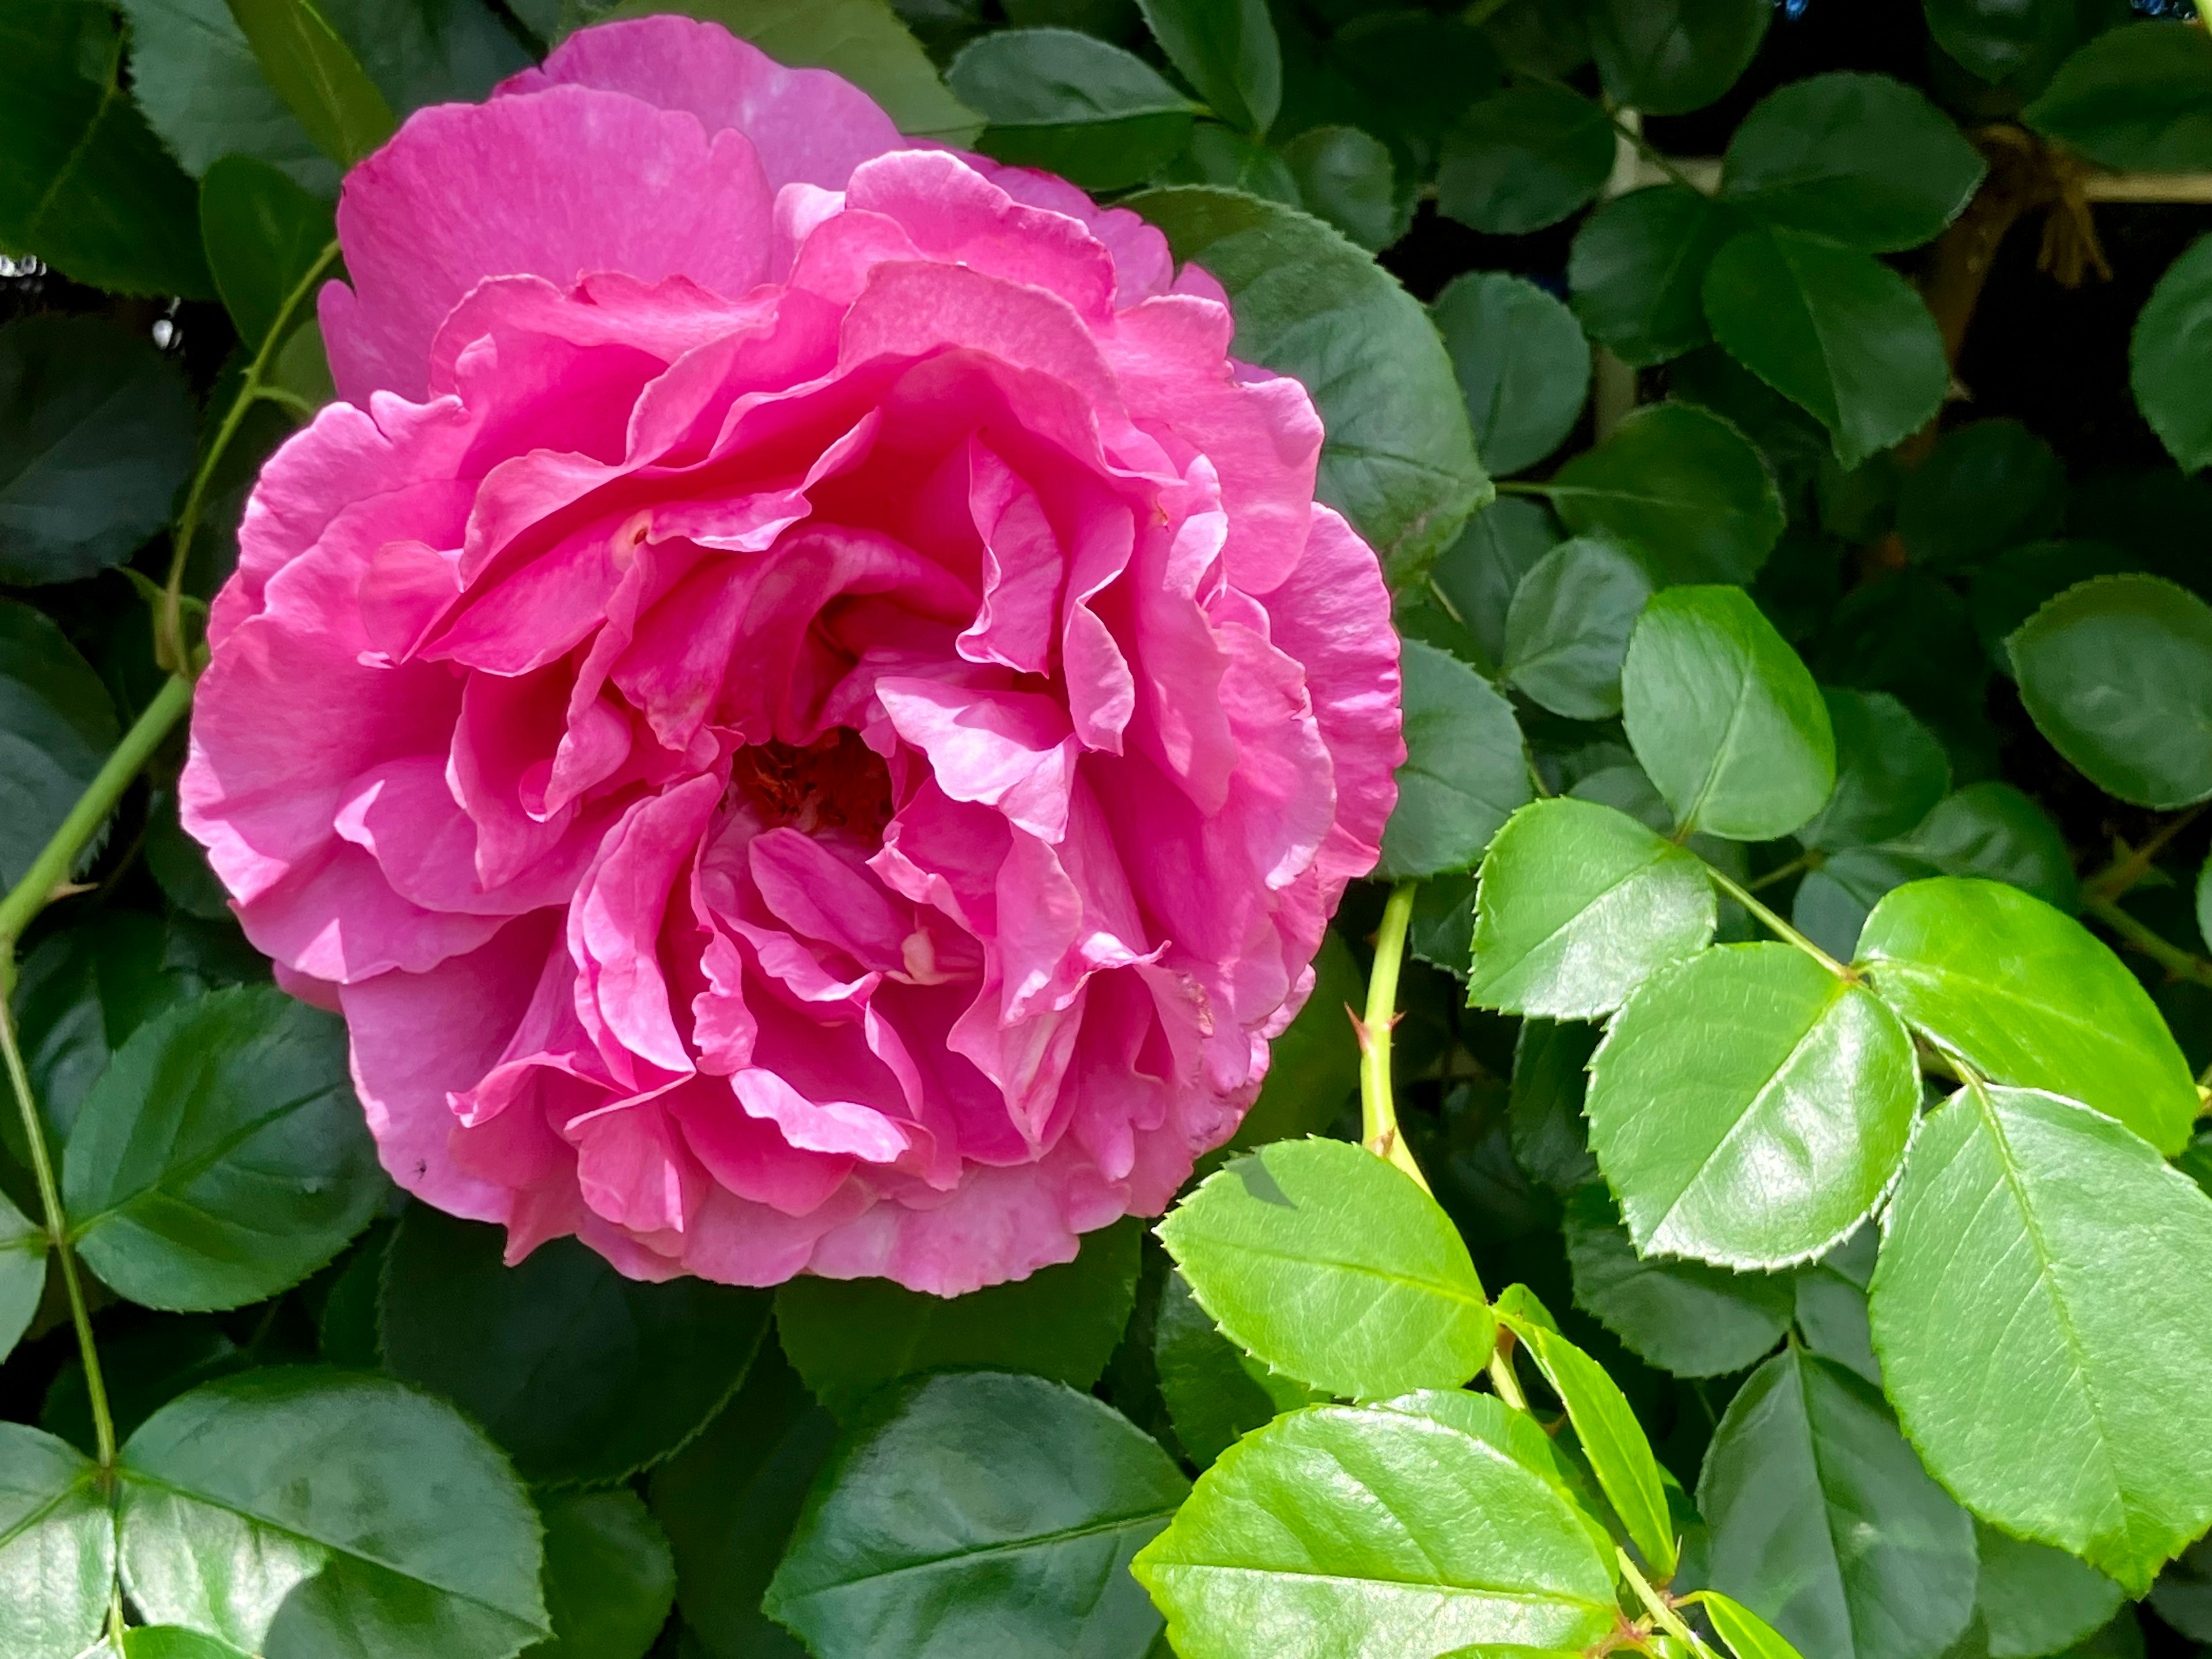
(43, 881), (94, 905)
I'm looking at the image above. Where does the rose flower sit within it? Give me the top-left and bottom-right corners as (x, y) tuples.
(181, 16), (1403, 1294)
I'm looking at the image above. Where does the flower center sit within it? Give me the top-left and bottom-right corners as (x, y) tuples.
(733, 728), (895, 839)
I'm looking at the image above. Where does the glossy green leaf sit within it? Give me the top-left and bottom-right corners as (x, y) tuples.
(1137, 0), (1278, 134)
(0, 316), (195, 586)
(1230, 929), (1360, 1150)
(198, 155), (333, 351)
(2134, 232), (2212, 472)
(948, 29), (1195, 191)
(1705, 1589), (1812, 1659)
(1856, 876), (2198, 1153)
(1158, 1137), (1493, 1400)
(313, 0), (527, 118)
(1622, 585), (1836, 842)
(381, 1205), (772, 1486)
(648, 1346), (834, 1659)
(775, 1217), (1139, 1418)
(2025, 22), (2212, 171)
(527, 1490), (676, 1659)
(1703, 226), (1949, 468)
(123, 1630), (256, 1658)
(1897, 419), (2068, 571)
(1569, 185), (1740, 369)
(1134, 1404), (1619, 1659)
(1563, 1185), (1792, 1380)
(1791, 1237), (1881, 1386)
(1372, 1388), (1611, 1558)
(1431, 497), (1560, 672)
(1974, 1521), (2125, 1659)
(2008, 575), (2212, 807)
(1700, 1346), (1976, 1659)
(1869, 1084), (2212, 1593)
(1971, 540), (2139, 673)
(1378, 639), (1531, 879)
(0, 1423), (113, 1659)
(1437, 82), (1615, 237)
(766, 1372), (1182, 1657)
(0, 0), (213, 297)
(1502, 537), (1652, 721)
(1586, 0), (1770, 115)
(65, 985), (384, 1310)
(1798, 689), (1950, 851)
(0, 599), (121, 893)
(1508, 1020), (1601, 1196)
(1547, 402), (1786, 585)
(116, 0), (334, 192)
(1587, 944), (1920, 1268)
(1923, 0), (2118, 89)
(1465, 797), (1717, 1019)
(225, 0), (397, 165)
(1156, 122), (1300, 202)
(1154, 1268), (1323, 1467)
(117, 1368), (549, 1657)
(0, 1188), (41, 1366)
(1129, 185), (1487, 584)
(1433, 272), (1590, 480)
(1720, 72), (1987, 252)
(1279, 125), (1399, 252)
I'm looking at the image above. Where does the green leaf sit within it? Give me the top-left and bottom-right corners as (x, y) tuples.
(0, 597), (121, 894)
(647, 1346), (834, 1659)
(2148, 1537), (2212, 1643)
(114, 0), (334, 191)
(1371, 1387), (1614, 1561)
(0, 316), (195, 586)
(124, 1630), (256, 1658)
(1465, 797), (1717, 1019)
(1704, 1589), (1812, 1659)
(1500, 1313), (1676, 1577)
(1508, 1020), (1601, 1196)
(1502, 537), (1652, 721)
(0, 1188), (42, 1366)
(0, 0), (214, 297)
(1229, 929), (1360, 1150)
(313, 0), (528, 118)
(1703, 226), (1949, 468)
(1569, 186), (1741, 369)
(1378, 639), (1531, 880)
(1922, 0), (2113, 89)
(1869, 1083), (2212, 1593)
(0, 1423), (113, 1659)
(63, 985), (384, 1311)
(225, 0), (398, 165)
(775, 1217), (1139, 1419)
(1856, 876), (2198, 1153)
(1438, 82), (1615, 237)
(1971, 540), (2139, 674)
(2202, 852), (2211, 951)
(380, 1204), (771, 1486)
(1547, 402), (1786, 585)
(1700, 1347), (1976, 1659)
(1798, 689), (1950, 851)
(1433, 272), (1591, 480)
(1432, 497), (1561, 672)
(1279, 125), (1400, 252)
(1720, 72), (1987, 252)
(1154, 1268), (1322, 1467)
(198, 155), (333, 351)
(1586, 0), (1770, 116)
(1128, 185), (1487, 584)
(1897, 419), (2069, 572)
(42, 1316), (250, 1456)
(1136, 0), (1278, 134)
(2026, 22), (2212, 171)
(1134, 1404), (1620, 1659)
(766, 1372), (1183, 1658)
(118, 1368), (549, 1657)
(1622, 584), (1836, 842)
(2008, 575), (2212, 807)
(1156, 122), (1300, 202)
(1157, 1137), (1494, 1400)
(1792, 1238), (1881, 1386)
(1974, 1521), (2125, 1659)
(948, 29), (1195, 191)
(2135, 231), (2212, 473)
(1587, 944), (1920, 1268)
(1563, 1185), (1792, 1380)
(606, 0), (979, 142)
(527, 1490), (676, 1659)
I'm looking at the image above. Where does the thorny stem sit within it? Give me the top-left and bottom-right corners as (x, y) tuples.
(2082, 802), (2209, 903)
(1623, 1552), (1725, 1659)
(2081, 893), (2212, 988)
(1705, 864), (1855, 980)
(1359, 880), (1433, 1194)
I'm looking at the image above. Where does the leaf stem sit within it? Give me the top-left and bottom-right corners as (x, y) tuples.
(1704, 865), (1855, 979)
(1605, 111), (1703, 194)
(2082, 802), (2208, 904)
(2081, 893), (2212, 988)
(158, 238), (341, 673)
(1359, 880), (1433, 1194)
(1746, 853), (1816, 893)
(1623, 1553), (1726, 1659)
(1486, 1347), (1528, 1410)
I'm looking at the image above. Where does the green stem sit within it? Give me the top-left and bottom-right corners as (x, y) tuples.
(2082, 893), (2212, 988)
(1486, 1347), (1528, 1410)
(1359, 880), (1432, 1193)
(1706, 865), (1854, 980)
(1605, 111), (1702, 193)
(2082, 802), (2208, 904)
(1494, 480), (1551, 497)
(1746, 853), (1816, 893)
(0, 675), (194, 957)
(1624, 1553), (1726, 1659)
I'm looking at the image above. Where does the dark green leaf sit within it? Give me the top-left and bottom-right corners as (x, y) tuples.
(2132, 232), (2212, 474)
(380, 1205), (771, 1486)
(199, 155), (334, 351)
(1720, 72), (1987, 252)
(1131, 184), (1487, 584)
(1157, 122), (1300, 202)
(1704, 1591), (1812, 1659)
(1570, 185), (1740, 369)
(1378, 639), (1531, 879)
(1279, 124), (1399, 252)
(146, 787), (234, 921)
(1508, 1020), (1601, 1196)
(0, 598), (122, 893)
(1328, 9), (1502, 169)
(124, 1630), (256, 1658)
(116, 0), (335, 193)
(1432, 497), (1560, 671)
(0, 1189), (41, 1366)
(1798, 690), (1950, 851)
(1158, 1137), (1494, 1400)
(528, 1490), (676, 1659)
(1897, 420), (2069, 571)
(1547, 402), (1786, 585)
(1974, 1521), (2125, 1659)
(41, 1315), (248, 1457)
(1563, 1185), (1792, 1380)
(949, 29), (1195, 190)
(1586, 0), (1770, 116)
(1700, 1347), (1976, 1659)
(1869, 1083), (2212, 1594)
(2026, 22), (2212, 171)
(1791, 1240), (1881, 1386)
(316, 0), (527, 118)
(1153, 1267), (1321, 1467)
(1924, 0), (2120, 89)
(1229, 929), (1360, 1150)
(766, 1372), (1183, 1658)
(225, 0), (399, 165)
(1437, 82), (1615, 237)
(2149, 1537), (2212, 1643)
(1502, 537), (1651, 720)
(118, 1369), (549, 1657)
(1134, 1404), (1619, 1659)
(1971, 541), (2138, 672)
(0, 1423), (113, 1659)
(1433, 272), (1590, 480)
(1137, 0), (1278, 134)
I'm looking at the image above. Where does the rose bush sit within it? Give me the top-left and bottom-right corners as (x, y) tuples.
(176, 16), (1403, 1294)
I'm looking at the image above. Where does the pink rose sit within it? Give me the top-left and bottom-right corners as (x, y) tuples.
(180, 16), (1403, 1294)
